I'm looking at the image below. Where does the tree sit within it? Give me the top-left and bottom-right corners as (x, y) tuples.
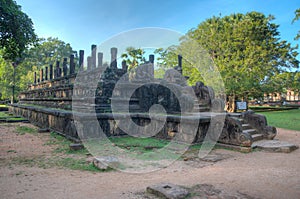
(158, 12), (298, 111)
(0, 50), (30, 101)
(0, 0), (37, 61)
(0, 37), (77, 100)
(21, 37), (77, 71)
(292, 8), (300, 40)
(289, 72), (300, 95)
(121, 47), (145, 71)
(154, 38), (216, 87)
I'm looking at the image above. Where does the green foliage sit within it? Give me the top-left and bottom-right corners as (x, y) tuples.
(22, 37), (78, 71)
(261, 71), (300, 96)
(154, 47), (178, 69)
(121, 47), (145, 70)
(292, 8), (300, 40)
(0, 0), (37, 61)
(0, 37), (77, 100)
(260, 109), (300, 131)
(187, 12), (299, 99)
(154, 40), (212, 86)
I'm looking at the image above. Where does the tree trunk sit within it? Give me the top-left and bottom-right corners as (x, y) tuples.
(226, 94), (236, 112)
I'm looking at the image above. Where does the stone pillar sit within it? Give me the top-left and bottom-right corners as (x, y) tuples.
(87, 56), (91, 70)
(63, 57), (68, 77)
(122, 60), (128, 71)
(149, 54), (154, 64)
(34, 72), (37, 84)
(49, 64), (53, 80)
(40, 69), (44, 82)
(70, 54), (75, 75)
(98, 52), (103, 68)
(149, 54), (155, 78)
(178, 54), (182, 74)
(91, 44), (97, 69)
(55, 61), (61, 78)
(110, 47), (117, 69)
(45, 66), (48, 80)
(79, 50), (84, 71)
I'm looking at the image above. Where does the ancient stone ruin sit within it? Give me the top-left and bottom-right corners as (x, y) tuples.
(9, 45), (278, 149)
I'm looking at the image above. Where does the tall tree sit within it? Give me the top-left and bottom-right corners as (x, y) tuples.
(0, 0), (37, 61)
(158, 12), (299, 111)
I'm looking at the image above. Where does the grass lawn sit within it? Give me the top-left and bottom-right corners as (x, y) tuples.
(249, 106), (296, 112)
(259, 109), (300, 131)
(0, 111), (27, 121)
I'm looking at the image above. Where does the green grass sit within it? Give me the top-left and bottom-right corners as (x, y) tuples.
(86, 136), (212, 162)
(6, 129), (99, 172)
(0, 112), (10, 117)
(0, 111), (27, 121)
(15, 126), (37, 135)
(259, 109), (300, 131)
(46, 132), (89, 155)
(86, 136), (180, 161)
(8, 156), (101, 172)
(0, 104), (8, 107)
(249, 106), (297, 112)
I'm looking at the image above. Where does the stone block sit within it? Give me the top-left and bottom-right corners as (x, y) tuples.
(146, 183), (189, 199)
(69, 143), (84, 150)
(38, 128), (50, 133)
(252, 140), (299, 153)
(93, 156), (119, 170)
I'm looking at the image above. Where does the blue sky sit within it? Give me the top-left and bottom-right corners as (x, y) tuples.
(18, 0), (299, 57)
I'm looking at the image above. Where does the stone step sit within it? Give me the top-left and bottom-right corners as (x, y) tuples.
(193, 107), (210, 113)
(194, 103), (210, 107)
(228, 113), (242, 117)
(236, 118), (244, 123)
(193, 106), (210, 111)
(251, 134), (264, 141)
(243, 129), (257, 135)
(242, 123), (252, 130)
(194, 106), (210, 109)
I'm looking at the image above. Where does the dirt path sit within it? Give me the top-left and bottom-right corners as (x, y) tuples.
(0, 123), (299, 199)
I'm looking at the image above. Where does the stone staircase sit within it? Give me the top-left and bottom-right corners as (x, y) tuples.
(193, 99), (210, 112)
(229, 113), (264, 142)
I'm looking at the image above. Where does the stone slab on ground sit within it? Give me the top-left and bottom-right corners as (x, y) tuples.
(187, 184), (257, 199)
(199, 153), (231, 162)
(69, 143), (84, 150)
(252, 140), (299, 153)
(146, 182), (189, 199)
(93, 156), (120, 170)
(143, 183), (257, 199)
(38, 128), (50, 133)
(216, 143), (252, 153)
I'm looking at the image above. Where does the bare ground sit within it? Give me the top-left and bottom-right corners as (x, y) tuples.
(0, 122), (299, 199)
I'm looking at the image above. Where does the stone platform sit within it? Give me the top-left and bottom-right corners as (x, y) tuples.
(252, 140), (299, 153)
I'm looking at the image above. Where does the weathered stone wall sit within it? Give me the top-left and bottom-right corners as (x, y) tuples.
(9, 104), (78, 141)
(10, 104), (211, 143)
